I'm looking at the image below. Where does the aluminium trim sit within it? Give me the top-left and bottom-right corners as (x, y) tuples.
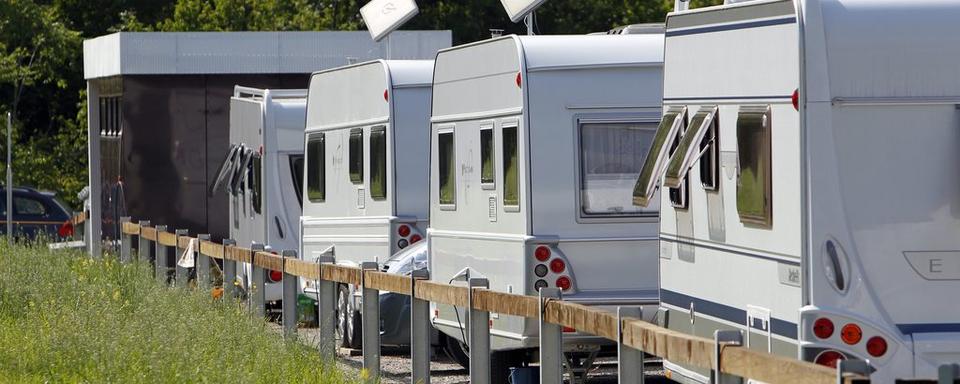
(431, 107), (524, 124)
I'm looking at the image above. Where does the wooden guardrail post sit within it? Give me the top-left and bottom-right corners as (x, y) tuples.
(539, 287), (563, 384)
(410, 269), (431, 384)
(119, 217), (132, 263)
(360, 261), (381, 382)
(222, 239), (238, 299)
(174, 229), (189, 288)
(281, 249), (298, 339)
(316, 255), (336, 360)
(468, 277), (491, 384)
(618, 307), (644, 384)
(196, 234), (211, 290)
(136, 220), (150, 262)
(713, 330), (743, 384)
(154, 225), (168, 284)
(250, 243), (266, 317)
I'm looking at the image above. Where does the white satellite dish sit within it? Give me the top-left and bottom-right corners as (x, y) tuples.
(361, 0), (420, 42)
(500, 0), (549, 23)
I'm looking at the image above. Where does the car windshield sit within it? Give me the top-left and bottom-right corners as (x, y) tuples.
(385, 242), (428, 275)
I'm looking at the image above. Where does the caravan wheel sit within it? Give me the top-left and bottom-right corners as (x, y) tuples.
(442, 335), (470, 370)
(337, 285), (351, 348)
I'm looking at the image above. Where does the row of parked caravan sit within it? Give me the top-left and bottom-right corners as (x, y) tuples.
(214, 1), (960, 382)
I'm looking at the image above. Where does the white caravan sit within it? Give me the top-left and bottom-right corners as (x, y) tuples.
(212, 87), (307, 308)
(300, 60), (433, 349)
(427, 34), (663, 378)
(634, 0), (960, 382)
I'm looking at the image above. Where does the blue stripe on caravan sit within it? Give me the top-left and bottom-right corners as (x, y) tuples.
(897, 323), (960, 334)
(661, 289), (798, 339)
(665, 16), (797, 37)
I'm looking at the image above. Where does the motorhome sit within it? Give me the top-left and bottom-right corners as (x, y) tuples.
(300, 60), (433, 349)
(213, 86), (306, 310)
(427, 34), (664, 380)
(634, 0), (960, 382)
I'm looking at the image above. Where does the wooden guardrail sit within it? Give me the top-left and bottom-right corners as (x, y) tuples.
(116, 218), (868, 384)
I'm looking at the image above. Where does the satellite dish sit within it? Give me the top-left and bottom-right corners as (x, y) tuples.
(360, 0), (420, 42)
(500, 0), (549, 23)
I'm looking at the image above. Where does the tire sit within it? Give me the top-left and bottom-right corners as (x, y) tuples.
(442, 335), (470, 370)
(491, 349), (526, 384)
(337, 285), (351, 348)
(347, 309), (363, 349)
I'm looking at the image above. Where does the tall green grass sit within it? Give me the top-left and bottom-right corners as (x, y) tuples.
(0, 241), (354, 383)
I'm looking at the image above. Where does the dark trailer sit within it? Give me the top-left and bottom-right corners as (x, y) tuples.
(82, 31), (451, 256)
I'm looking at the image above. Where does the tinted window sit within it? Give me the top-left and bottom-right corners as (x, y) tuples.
(251, 154), (262, 214)
(480, 127), (494, 185)
(632, 107), (685, 207)
(700, 111), (719, 190)
(438, 131), (456, 205)
(668, 118), (688, 209)
(289, 155), (304, 207)
(349, 128), (364, 185)
(502, 125), (519, 207)
(579, 121), (658, 216)
(736, 107), (772, 226)
(307, 134), (325, 202)
(15, 196), (47, 216)
(370, 126), (387, 200)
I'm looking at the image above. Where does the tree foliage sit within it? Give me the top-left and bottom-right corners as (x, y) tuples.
(1, 0), (722, 209)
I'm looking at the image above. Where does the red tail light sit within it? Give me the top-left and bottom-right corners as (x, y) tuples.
(549, 258), (566, 274)
(792, 89), (799, 111)
(516, 72), (522, 88)
(841, 323), (862, 345)
(562, 326), (576, 333)
(534, 246), (551, 262)
(384, 89), (389, 102)
(813, 317), (834, 339)
(814, 350), (845, 368)
(555, 276), (571, 291)
(866, 336), (887, 357)
(58, 221), (74, 238)
(268, 270), (283, 283)
(397, 224), (411, 237)
(409, 234), (422, 244)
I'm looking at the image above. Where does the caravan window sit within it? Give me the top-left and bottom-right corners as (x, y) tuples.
(289, 155), (304, 207)
(700, 110), (720, 191)
(668, 116), (689, 209)
(502, 124), (520, 208)
(632, 107), (686, 208)
(370, 126), (387, 200)
(579, 121), (658, 217)
(736, 106), (772, 226)
(250, 153), (262, 214)
(307, 133), (325, 202)
(437, 130), (456, 206)
(664, 106), (718, 190)
(349, 128), (364, 185)
(480, 126), (495, 186)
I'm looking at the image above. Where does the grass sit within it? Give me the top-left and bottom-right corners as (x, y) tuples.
(0, 241), (356, 383)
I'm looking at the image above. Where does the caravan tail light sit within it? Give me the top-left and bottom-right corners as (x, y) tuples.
(549, 259), (566, 274)
(268, 270), (283, 283)
(397, 225), (411, 237)
(534, 246), (551, 262)
(384, 89), (389, 102)
(534, 279), (548, 290)
(397, 239), (409, 249)
(866, 336), (887, 357)
(555, 276), (571, 291)
(563, 326), (576, 333)
(814, 350), (845, 368)
(409, 234), (422, 244)
(58, 221), (74, 238)
(813, 318), (834, 339)
(516, 72), (522, 88)
(792, 89), (799, 111)
(841, 323), (862, 345)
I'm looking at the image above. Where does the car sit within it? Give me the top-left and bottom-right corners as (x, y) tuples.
(0, 187), (74, 240)
(378, 242), (469, 369)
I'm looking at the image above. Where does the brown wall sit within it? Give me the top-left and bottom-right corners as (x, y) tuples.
(116, 74), (308, 240)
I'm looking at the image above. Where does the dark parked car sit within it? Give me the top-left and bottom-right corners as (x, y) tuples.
(0, 187), (74, 240)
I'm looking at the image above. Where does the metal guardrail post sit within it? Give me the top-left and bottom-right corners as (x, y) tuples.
(119, 217), (132, 263)
(196, 234), (211, 290)
(316, 256), (336, 360)
(174, 229), (189, 288)
(618, 307), (645, 384)
(281, 250), (298, 339)
(712, 330), (743, 384)
(468, 277), (491, 384)
(222, 239), (238, 299)
(539, 287), (562, 384)
(154, 225), (168, 284)
(360, 261), (381, 382)
(940, 363), (960, 384)
(136, 220), (150, 262)
(250, 243), (266, 317)
(410, 269), (431, 384)
(836, 359), (874, 384)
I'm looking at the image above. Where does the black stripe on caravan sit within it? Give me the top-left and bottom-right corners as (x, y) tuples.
(661, 289), (799, 339)
(897, 323), (960, 334)
(665, 16), (796, 37)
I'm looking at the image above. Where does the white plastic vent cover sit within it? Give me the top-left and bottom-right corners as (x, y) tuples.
(500, 0), (548, 23)
(361, 0), (419, 42)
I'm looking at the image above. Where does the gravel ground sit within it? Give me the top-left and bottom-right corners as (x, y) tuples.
(295, 326), (673, 384)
